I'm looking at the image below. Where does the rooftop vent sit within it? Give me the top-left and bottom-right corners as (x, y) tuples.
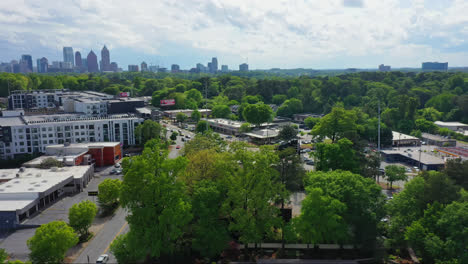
(28, 188), (34, 191)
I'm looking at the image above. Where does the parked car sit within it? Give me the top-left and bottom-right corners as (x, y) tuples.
(305, 160), (315, 166)
(96, 254), (109, 263)
(181, 138), (185, 142)
(226, 136), (233, 139)
(114, 163), (121, 168)
(176, 145), (181, 149)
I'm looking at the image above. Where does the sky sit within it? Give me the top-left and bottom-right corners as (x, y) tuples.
(1, 0), (468, 70)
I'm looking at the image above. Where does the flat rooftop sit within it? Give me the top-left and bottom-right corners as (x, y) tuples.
(434, 121), (468, 127)
(422, 133), (456, 142)
(381, 149), (445, 165)
(245, 129), (280, 139)
(392, 131), (419, 141)
(14, 113), (140, 125)
(206, 118), (244, 128)
(164, 109), (211, 113)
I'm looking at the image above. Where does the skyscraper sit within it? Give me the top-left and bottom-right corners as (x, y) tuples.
(239, 63), (249, 71)
(63, 47), (74, 67)
(211, 57), (218, 73)
(141, 61), (148, 72)
(87, 50), (99, 72)
(221, 65), (228, 72)
(128, 65), (139, 72)
(110, 62), (118, 72)
(101, 45), (110, 72)
(21, 55), (33, 72)
(39, 57), (48, 73)
(75, 51), (82, 68)
(171, 64), (180, 73)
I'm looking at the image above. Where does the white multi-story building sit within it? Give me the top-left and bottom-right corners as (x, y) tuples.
(63, 98), (108, 116)
(0, 113), (143, 159)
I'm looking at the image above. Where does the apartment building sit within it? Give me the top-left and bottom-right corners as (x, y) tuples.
(0, 113), (143, 159)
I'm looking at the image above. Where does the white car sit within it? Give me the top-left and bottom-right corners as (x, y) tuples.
(96, 254), (109, 263)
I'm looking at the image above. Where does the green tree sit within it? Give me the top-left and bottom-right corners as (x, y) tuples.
(191, 180), (230, 259)
(170, 131), (178, 141)
(293, 187), (348, 245)
(444, 158), (468, 189)
(38, 157), (63, 169)
(384, 165), (407, 189)
(27, 221), (78, 264)
(191, 109), (201, 123)
(185, 88), (203, 103)
(242, 103), (272, 127)
(312, 107), (358, 143)
(0, 248), (7, 263)
(195, 120), (210, 133)
(361, 152), (382, 181)
(239, 122), (252, 133)
(304, 117), (320, 130)
(222, 145), (286, 252)
(98, 179), (122, 212)
(279, 125), (298, 141)
(304, 170), (386, 246)
(313, 138), (359, 173)
(135, 120), (164, 146)
(184, 131), (226, 156)
(68, 200), (97, 241)
(176, 112), (188, 123)
(212, 104), (231, 118)
(276, 98), (303, 117)
(276, 147), (306, 192)
(120, 139), (192, 260)
(110, 234), (136, 264)
(101, 85), (120, 95)
(272, 94), (287, 105)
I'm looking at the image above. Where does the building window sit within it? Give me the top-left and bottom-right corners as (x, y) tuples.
(48, 127), (53, 131)
(49, 140), (54, 144)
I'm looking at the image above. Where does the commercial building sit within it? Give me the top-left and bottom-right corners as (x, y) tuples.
(422, 133), (457, 147)
(434, 121), (468, 132)
(171, 64), (180, 73)
(100, 45), (110, 72)
(0, 113), (143, 159)
(0, 165), (94, 229)
(75, 51), (82, 68)
(392, 131), (420, 147)
(239, 63), (249, 71)
(378, 64), (391, 71)
(20, 55), (33, 73)
(141, 62), (148, 72)
(163, 109), (212, 119)
(38, 57), (48, 73)
(63, 47), (74, 67)
(107, 98), (145, 114)
(86, 50), (99, 73)
(380, 149), (445, 171)
(292, 113), (323, 123)
(244, 128), (280, 144)
(205, 118), (243, 135)
(210, 57), (218, 73)
(422, 62), (448, 71)
(128, 65), (139, 72)
(221, 65), (228, 72)
(24, 142), (122, 168)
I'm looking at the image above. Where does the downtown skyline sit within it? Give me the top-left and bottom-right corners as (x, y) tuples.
(1, 1), (468, 69)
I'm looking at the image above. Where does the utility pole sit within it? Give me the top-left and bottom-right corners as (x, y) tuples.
(378, 100), (381, 152)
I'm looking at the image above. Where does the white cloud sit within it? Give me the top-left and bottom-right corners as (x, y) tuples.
(0, 0), (468, 68)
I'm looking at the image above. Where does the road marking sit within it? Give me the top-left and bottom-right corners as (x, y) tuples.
(102, 222), (128, 254)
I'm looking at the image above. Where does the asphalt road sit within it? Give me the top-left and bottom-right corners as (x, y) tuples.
(73, 207), (129, 264)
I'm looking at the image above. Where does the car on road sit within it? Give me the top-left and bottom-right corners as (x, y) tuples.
(96, 254), (109, 263)
(185, 135), (191, 139)
(181, 138), (185, 142)
(114, 163), (121, 168)
(176, 145), (181, 149)
(305, 160), (315, 166)
(226, 135), (233, 139)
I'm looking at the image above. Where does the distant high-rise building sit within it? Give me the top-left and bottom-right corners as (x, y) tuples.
(110, 62), (118, 72)
(101, 45), (110, 72)
(20, 54), (33, 73)
(221, 65), (228, 72)
(87, 50), (99, 72)
(128, 65), (139, 72)
(239, 63), (249, 71)
(141, 61), (148, 72)
(196, 63), (206, 72)
(211, 57), (218, 73)
(149, 65), (159, 72)
(36, 59), (41, 72)
(207, 62), (212, 72)
(82, 58), (88, 71)
(11, 60), (20, 73)
(63, 47), (74, 67)
(60, 61), (72, 69)
(422, 62), (448, 71)
(75, 52), (82, 68)
(379, 64), (391, 72)
(39, 57), (48, 73)
(171, 64), (180, 73)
